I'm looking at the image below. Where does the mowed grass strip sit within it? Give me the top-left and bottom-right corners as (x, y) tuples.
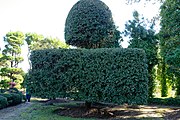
(16, 102), (94, 120)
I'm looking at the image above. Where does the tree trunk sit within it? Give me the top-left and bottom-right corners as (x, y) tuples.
(176, 78), (180, 96)
(85, 101), (92, 109)
(161, 60), (168, 97)
(148, 67), (155, 98)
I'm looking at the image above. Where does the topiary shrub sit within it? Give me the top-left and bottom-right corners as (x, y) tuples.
(0, 89), (7, 93)
(0, 95), (8, 109)
(65, 0), (120, 48)
(0, 93), (13, 106)
(9, 88), (19, 93)
(8, 88), (25, 103)
(10, 93), (22, 105)
(27, 48), (148, 105)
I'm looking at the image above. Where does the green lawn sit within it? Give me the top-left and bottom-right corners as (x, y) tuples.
(9, 98), (179, 120)
(15, 102), (94, 120)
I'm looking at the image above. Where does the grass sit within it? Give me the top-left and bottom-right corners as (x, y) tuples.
(5, 97), (180, 120)
(13, 99), (94, 120)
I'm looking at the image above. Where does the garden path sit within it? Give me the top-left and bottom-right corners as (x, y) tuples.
(0, 102), (33, 120)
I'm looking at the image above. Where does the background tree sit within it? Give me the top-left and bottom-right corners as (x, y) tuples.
(124, 11), (158, 98)
(65, 0), (121, 48)
(0, 53), (10, 89)
(126, 0), (164, 4)
(0, 31), (25, 89)
(159, 0), (180, 96)
(25, 33), (69, 69)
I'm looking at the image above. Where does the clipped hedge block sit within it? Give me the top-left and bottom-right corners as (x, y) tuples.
(27, 48), (148, 105)
(9, 88), (25, 102)
(0, 95), (8, 109)
(0, 92), (23, 107)
(10, 93), (22, 105)
(0, 93), (13, 106)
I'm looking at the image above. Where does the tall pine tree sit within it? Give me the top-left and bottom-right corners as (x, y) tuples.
(159, 0), (180, 96)
(124, 11), (158, 98)
(0, 31), (25, 89)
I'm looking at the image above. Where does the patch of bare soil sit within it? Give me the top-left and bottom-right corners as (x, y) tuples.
(164, 109), (180, 120)
(54, 102), (180, 120)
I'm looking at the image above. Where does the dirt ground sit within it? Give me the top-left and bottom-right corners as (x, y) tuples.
(0, 99), (180, 120)
(54, 101), (180, 120)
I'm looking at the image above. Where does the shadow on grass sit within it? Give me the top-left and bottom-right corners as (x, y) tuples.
(52, 101), (180, 120)
(19, 98), (180, 120)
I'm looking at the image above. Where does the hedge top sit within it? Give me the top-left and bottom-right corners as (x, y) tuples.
(65, 0), (119, 48)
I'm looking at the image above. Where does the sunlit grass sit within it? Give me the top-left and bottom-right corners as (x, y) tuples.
(9, 97), (179, 120)
(15, 102), (94, 120)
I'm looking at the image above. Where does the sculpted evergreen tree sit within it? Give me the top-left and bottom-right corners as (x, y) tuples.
(0, 53), (10, 89)
(124, 11), (158, 98)
(65, 0), (121, 48)
(159, 0), (180, 96)
(0, 31), (25, 89)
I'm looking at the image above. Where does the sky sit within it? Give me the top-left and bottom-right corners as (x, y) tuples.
(0, 0), (161, 72)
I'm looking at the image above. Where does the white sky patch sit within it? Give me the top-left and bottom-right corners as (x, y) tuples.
(0, 0), (161, 72)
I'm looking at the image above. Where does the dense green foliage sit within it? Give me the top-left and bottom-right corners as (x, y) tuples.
(10, 93), (22, 105)
(25, 33), (69, 51)
(65, 0), (121, 48)
(124, 11), (158, 98)
(25, 33), (69, 69)
(0, 31), (25, 89)
(0, 31), (69, 91)
(159, 0), (180, 96)
(148, 97), (180, 106)
(0, 88), (24, 106)
(0, 95), (8, 109)
(0, 93), (13, 105)
(0, 88), (23, 107)
(0, 93), (22, 106)
(27, 48), (148, 105)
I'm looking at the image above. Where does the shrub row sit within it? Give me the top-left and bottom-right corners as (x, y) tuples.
(0, 89), (7, 93)
(0, 93), (22, 109)
(27, 48), (148, 105)
(0, 88), (24, 109)
(0, 96), (8, 109)
(148, 98), (180, 106)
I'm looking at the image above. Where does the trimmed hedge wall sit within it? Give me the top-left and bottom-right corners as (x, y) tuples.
(27, 48), (148, 105)
(0, 93), (22, 106)
(10, 93), (22, 105)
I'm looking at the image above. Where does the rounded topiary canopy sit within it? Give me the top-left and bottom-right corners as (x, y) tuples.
(65, 0), (120, 48)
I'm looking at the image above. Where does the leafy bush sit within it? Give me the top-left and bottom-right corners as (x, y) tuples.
(148, 98), (180, 106)
(0, 95), (8, 109)
(9, 88), (26, 102)
(10, 93), (22, 105)
(0, 89), (7, 93)
(0, 92), (23, 107)
(0, 93), (13, 106)
(27, 48), (148, 105)
(9, 88), (19, 93)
